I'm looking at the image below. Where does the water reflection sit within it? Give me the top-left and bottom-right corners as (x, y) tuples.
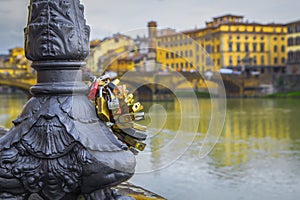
(212, 99), (297, 169)
(1, 94), (300, 200)
(138, 99), (211, 172)
(133, 99), (300, 200)
(0, 93), (27, 128)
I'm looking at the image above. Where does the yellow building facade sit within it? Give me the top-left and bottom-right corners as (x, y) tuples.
(156, 15), (287, 74)
(87, 34), (137, 74)
(105, 56), (138, 74)
(0, 47), (32, 76)
(286, 20), (300, 74)
(156, 32), (199, 72)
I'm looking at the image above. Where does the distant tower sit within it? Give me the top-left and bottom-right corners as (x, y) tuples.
(148, 21), (157, 53)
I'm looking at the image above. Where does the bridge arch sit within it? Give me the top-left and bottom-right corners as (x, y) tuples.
(222, 79), (242, 96)
(121, 80), (154, 101)
(0, 80), (32, 95)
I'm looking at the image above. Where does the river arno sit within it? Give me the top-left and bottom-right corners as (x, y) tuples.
(1, 93), (300, 200)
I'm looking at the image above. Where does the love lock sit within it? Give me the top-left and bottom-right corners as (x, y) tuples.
(107, 88), (120, 111)
(96, 86), (110, 122)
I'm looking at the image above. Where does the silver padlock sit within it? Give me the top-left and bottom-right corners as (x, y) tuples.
(107, 88), (120, 110)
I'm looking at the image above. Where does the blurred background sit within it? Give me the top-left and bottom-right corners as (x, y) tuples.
(1, 0), (300, 199)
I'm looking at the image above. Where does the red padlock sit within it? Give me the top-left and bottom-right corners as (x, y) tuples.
(88, 81), (99, 100)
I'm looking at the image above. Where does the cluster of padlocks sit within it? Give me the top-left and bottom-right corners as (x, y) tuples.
(88, 74), (147, 154)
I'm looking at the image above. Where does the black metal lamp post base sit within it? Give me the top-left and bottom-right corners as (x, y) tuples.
(0, 93), (135, 199)
(0, 0), (136, 199)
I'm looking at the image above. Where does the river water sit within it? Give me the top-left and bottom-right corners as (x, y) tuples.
(0, 93), (300, 200)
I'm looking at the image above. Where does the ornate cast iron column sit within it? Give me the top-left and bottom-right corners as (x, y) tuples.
(0, 0), (136, 199)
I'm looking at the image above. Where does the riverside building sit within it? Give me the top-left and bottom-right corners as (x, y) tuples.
(155, 14), (287, 74)
(286, 20), (300, 74)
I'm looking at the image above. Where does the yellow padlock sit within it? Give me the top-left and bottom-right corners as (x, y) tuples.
(132, 102), (143, 112)
(96, 87), (110, 122)
(112, 79), (120, 86)
(125, 94), (134, 104)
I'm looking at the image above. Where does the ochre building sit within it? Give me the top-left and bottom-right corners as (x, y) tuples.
(156, 15), (287, 74)
(286, 20), (300, 74)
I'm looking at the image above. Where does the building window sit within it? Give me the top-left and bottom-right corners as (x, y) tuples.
(237, 36), (240, 40)
(274, 45), (278, 52)
(245, 36), (248, 40)
(158, 41), (161, 46)
(288, 51), (294, 62)
(253, 36), (257, 40)
(185, 50), (188, 57)
(217, 59), (220, 65)
(228, 42), (233, 52)
(281, 45), (285, 52)
(186, 62), (189, 68)
(171, 52), (174, 58)
(196, 44), (199, 51)
(236, 43), (241, 52)
(281, 57), (285, 64)
(176, 63), (179, 69)
(229, 56), (233, 65)
(260, 43), (265, 52)
(261, 36), (264, 40)
(237, 56), (241, 65)
(288, 26), (293, 33)
(261, 56), (265, 65)
(180, 51), (183, 57)
(205, 45), (211, 53)
(181, 63), (184, 69)
(245, 43), (249, 52)
(196, 55), (200, 63)
(171, 63), (174, 68)
(166, 52), (169, 59)
(189, 50), (193, 57)
(217, 45), (220, 52)
(253, 56), (257, 65)
(296, 37), (300, 45)
(274, 37), (277, 41)
(253, 43), (257, 52)
(288, 37), (294, 46)
(296, 25), (300, 33)
(206, 57), (211, 66)
(274, 57), (278, 64)
(296, 51), (300, 62)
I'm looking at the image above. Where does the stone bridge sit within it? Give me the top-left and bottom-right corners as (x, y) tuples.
(0, 68), (259, 99)
(215, 74), (261, 97)
(119, 71), (262, 99)
(0, 69), (36, 95)
(117, 71), (204, 100)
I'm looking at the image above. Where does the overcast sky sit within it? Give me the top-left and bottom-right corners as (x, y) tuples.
(0, 0), (299, 54)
